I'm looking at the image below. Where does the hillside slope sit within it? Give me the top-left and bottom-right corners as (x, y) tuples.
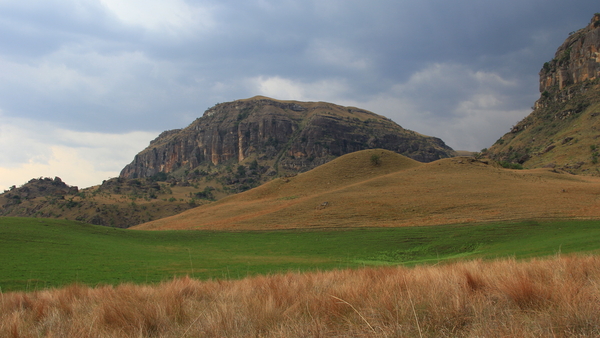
(488, 14), (600, 173)
(134, 149), (600, 231)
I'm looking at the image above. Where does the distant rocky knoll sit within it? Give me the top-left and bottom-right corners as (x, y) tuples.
(488, 14), (600, 174)
(120, 96), (455, 191)
(1, 177), (78, 206)
(0, 176), (205, 228)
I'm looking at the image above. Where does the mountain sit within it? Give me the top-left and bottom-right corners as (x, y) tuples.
(0, 97), (454, 228)
(120, 96), (455, 193)
(487, 14), (600, 173)
(133, 149), (600, 231)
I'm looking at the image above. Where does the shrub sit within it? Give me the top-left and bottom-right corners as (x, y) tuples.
(236, 165), (246, 177)
(194, 187), (215, 200)
(498, 161), (523, 170)
(370, 154), (381, 166)
(151, 172), (169, 182)
(542, 63), (551, 73)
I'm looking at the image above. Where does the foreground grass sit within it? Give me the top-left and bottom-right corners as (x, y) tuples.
(3, 255), (600, 337)
(1, 217), (600, 292)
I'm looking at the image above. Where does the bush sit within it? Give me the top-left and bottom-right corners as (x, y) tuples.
(194, 187), (215, 200)
(151, 172), (169, 182)
(542, 63), (551, 73)
(498, 161), (523, 170)
(236, 165), (246, 177)
(370, 154), (381, 166)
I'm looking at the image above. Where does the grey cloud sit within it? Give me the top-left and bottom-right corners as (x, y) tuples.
(0, 0), (598, 145)
(0, 1), (136, 58)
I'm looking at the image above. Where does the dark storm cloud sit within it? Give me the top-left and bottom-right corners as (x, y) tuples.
(0, 0), (599, 148)
(0, 1), (137, 58)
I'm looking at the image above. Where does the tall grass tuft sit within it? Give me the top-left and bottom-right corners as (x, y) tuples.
(2, 255), (600, 337)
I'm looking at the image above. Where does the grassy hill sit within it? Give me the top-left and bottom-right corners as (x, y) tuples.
(133, 148), (600, 231)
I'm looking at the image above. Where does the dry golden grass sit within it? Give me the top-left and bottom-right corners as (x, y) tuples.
(134, 149), (600, 230)
(3, 255), (600, 337)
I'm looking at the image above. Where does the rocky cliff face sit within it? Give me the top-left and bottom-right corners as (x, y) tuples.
(488, 14), (600, 173)
(538, 13), (600, 95)
(120, 96), (455, 180)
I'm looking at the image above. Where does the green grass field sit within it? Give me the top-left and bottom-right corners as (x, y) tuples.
(1, 217), (600, 292)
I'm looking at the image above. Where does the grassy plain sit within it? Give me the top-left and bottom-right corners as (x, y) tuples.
(2, 217), (600, 292)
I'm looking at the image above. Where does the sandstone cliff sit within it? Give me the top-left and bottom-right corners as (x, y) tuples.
(538, 13), (600, 94)
(120, 96), (455, 180)
(488, 14), (600, 174)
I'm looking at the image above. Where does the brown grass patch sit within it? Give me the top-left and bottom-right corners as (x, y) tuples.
(134, 149), (600, 231)
(3, 255), (600, 337)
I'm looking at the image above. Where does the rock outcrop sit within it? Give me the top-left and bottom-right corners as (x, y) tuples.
(538, 13), (600, 95)
(120, 96), (455, 179)
(1, 177), (78, 206)
(488, 14), (600, 174)
(0, 175), (204, 228)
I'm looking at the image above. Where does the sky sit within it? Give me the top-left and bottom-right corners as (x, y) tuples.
(0, 1), (598, 191)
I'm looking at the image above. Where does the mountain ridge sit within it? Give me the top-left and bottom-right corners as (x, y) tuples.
(120, 96), (455, 183)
